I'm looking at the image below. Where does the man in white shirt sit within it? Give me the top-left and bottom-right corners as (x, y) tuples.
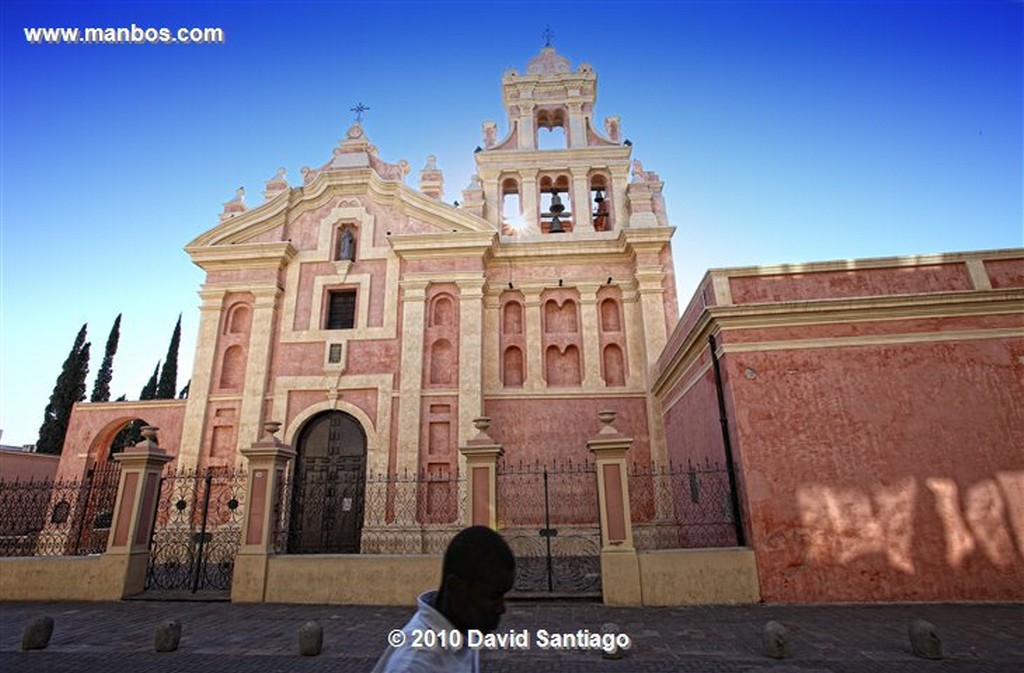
(372, 526), (516, 672)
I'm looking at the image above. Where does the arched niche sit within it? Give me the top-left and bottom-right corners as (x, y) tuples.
(545, 344), (581, 387)
(603, 344), (626, 387)
(219, 345), (246, 390)
(503, 346), (524, 387)
(225, 303), (252, 335)
(503, 301), (523, 335)
(428, 339), (455, 385)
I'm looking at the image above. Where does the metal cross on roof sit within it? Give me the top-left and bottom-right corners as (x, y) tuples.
(543, 26), (554, 48)
(350, 102), (370, 123)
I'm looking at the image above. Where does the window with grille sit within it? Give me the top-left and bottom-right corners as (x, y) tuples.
(326, 290), (356, 329)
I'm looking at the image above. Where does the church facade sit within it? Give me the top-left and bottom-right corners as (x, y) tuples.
(50, 46), (1024, 603)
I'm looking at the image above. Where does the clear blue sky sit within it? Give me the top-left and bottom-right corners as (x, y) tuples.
(1, 1), (1021, 448)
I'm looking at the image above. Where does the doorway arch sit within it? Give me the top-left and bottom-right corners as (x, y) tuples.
(288, 410), (367, 553)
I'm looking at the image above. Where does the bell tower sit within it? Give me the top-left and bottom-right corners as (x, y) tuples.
(462, 45), (665, 238)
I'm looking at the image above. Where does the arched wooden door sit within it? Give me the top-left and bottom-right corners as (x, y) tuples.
(288, 411), (367, 553)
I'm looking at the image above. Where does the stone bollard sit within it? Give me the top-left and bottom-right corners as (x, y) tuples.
(21, 616), (54, 651)
(601, 622), (625, 660)
(909, 619), (942, 660)
(299, 620), (323, 656)
(762, 620), (790, 659)
(154, 620), (182, 653)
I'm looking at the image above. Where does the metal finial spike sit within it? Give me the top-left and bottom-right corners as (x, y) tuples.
(350, 102), (370, 123)
(543, 25), (554, 48)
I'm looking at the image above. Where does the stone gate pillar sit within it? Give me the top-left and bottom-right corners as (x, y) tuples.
(459, 417), (503, 529)
(588, 410), (641, 606)
(232, 421), (295, 603)
(108, 426), (173, 597)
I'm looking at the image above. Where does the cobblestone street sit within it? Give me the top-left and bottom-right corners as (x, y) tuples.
(1, 600), (1021, 672)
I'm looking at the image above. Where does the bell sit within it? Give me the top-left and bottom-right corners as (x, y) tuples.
(549, 215), (565, 234)
(594, 189), (605, 203)
(550, 192), (564, 212)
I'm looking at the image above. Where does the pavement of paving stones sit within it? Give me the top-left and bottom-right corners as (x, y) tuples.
(1, 599), (1021, 672)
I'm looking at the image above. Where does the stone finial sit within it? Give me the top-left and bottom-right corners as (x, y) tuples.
(299, 620), (323, 656)
(154, 619), (182, 653)
(129, 426), (161, 452)
(471, 416), (494, 444)
(597, 410), (619, 435)
(482, 121), (498, 149)
(605, 116), (621, 143)
(263, 421), (282, 439)
(419, 155), (444, 200)
(460, 174), (485, 217)
(263, 168), (289, 201)
(909, 619), (942, 660)
(631, 160), (645, 183)
(762, 621), (790, 659)
(220, 187), (248, 221)
(346, 122), (365, 140)
(21, 616), (54, 651)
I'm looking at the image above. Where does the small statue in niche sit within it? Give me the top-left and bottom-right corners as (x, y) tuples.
(339, 227), (356, 261)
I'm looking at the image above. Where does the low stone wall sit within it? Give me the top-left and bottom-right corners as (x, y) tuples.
(637, 547), (760, 605)
(0, 556), (125, 601)
(262, 554), (441, 605)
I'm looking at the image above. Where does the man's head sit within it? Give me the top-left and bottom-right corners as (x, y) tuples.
(436, 526), (516, 634)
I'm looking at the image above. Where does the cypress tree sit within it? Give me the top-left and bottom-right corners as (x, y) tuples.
(140, 362), (160, 401)
(37, 324), (91, 454)
(178, 380), (191, 399)
(90, 313), (122, 403)
(156, 315), (181, 400)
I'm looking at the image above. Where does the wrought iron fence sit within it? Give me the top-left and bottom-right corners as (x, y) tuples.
(274, 469), (465, 555)
(145, 467), (247, 593)
(0, 463), (121, 557)
(496, 460), (602, 594)
(629, 459), (740, 550)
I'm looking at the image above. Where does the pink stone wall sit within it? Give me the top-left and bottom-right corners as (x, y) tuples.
(729, 263), (972, 304)
(485, 397), (651, 466)
(0, 451), (59, 481)
(985, 258), (1024, 289)
(724, 313), (1021, 344)
(725, 337), (1024, 602)
(660, 350), (728, 468)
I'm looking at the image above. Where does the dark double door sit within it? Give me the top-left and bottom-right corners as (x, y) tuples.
(288, 411), (367, 553)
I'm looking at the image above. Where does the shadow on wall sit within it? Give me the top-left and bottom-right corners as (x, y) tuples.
(796, 471), (1024, 574)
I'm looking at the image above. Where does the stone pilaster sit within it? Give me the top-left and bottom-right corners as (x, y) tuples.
(518, 103), (536, 150)
(179, 287), (227, 467)
(577, 283), (602, 387)
(522, 288), (544, 390)
(232, 422), (295, 603)
(108, 427), (173, 598)
(459, 417), (504, 529)
(567, 102), (586, 149)
(637, 269), (669, 370)
(610, 165), (630, 232)
(457, 279), (486, 447)
(519, 170), (540, 233)
(395, 280), (428, 523)
(571, 173), (594, 232)
(484, 178), (501, 229)
(238, 284), (280, 451)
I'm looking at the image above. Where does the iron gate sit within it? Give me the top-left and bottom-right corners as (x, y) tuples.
(496, 461), (602, 596)
(144, 468), (246, 594)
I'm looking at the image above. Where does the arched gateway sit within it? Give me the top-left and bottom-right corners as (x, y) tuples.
(288, 410), (367, 553)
